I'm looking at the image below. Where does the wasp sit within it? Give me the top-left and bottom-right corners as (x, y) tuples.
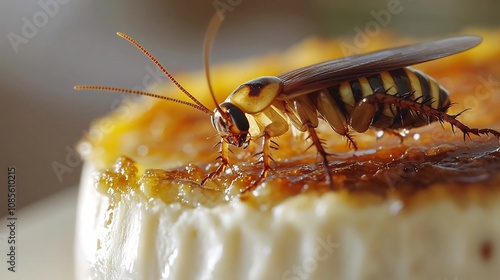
(75, 15), (500, 190)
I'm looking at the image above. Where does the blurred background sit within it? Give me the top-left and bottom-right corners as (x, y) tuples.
(0, 0), (499, 278)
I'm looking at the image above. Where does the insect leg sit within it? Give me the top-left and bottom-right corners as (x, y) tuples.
(365, 92), (500, 139)
(256, 133), (273, 183)
(349, 93), (379, 133)
(293, 95), (335, 185)
(242, 108), (290, 192)
(306, 125), (333, 185)
(201, 140), (230, 186)
(242, 131), (279, 193)
(311, 89), (358, 149)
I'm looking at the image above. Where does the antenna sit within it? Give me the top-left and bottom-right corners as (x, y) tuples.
(203, 13), (225, 115)
(74, 85), (212, 114)
(74, 32), (213, 116)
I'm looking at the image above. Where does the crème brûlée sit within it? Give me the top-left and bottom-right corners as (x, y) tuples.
(76, 30), (500, 280)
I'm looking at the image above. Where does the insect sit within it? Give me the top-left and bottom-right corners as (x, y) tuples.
(75, 15), (500, 190)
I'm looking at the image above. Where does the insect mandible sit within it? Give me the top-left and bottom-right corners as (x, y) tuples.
(75, 14), (500, 190)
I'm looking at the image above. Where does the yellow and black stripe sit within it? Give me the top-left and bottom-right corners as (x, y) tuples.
(325, 67), (451, 130)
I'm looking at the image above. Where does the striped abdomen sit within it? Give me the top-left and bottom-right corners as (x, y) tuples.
(322, 67), (451, 131)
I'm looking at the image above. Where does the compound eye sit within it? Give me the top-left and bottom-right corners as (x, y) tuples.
(227, 105), (249, 132)
(211, 115), (217, 130)
(211, 111), (229, 134)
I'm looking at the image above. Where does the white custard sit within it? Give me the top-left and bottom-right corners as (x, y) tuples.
(76, 162), (500, 280)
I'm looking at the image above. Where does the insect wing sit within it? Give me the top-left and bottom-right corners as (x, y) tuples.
(278, 36), (482, 97)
